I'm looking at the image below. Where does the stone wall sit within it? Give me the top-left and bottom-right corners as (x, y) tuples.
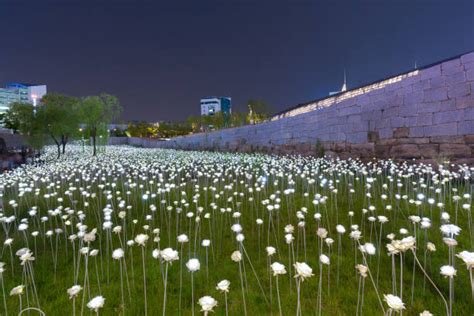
(0, 133), (25, 149)
(111, 51), (474, 163)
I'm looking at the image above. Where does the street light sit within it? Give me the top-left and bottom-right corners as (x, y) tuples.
(79, 128), (84, 153)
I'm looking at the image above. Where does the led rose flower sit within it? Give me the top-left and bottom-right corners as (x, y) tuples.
(266, 246), (276, 256)
(160, 248), (179, 263)
(112, 248), (124, 260)
(198, 295), (218, 314)
(134, 234), (149, 246)
(293, 262), (314, 281)
(216, 279), (230, 292)
(440, 265), (456, 278)
(186, 258), (200, 272)
(67, 285), (82, 299)
(456, 251), (474, 269)
(87, 295), (105, 312)
(270, 262), (287, 276)
(231, 250), (242, 262)
(10, 285), (25, 296)
(384, 294), (405, 312)
(177, 234), (189, 243)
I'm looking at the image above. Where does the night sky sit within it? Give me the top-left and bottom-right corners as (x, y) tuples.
(1, 0), (473, 122)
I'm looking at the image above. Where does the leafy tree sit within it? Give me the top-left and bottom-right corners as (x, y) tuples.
(230, 111), (246, 127)
(186, 116), (202, 133)
(126, 121), (158, 138)
(41, 93), (80, 155)
(79, 93), (122, 156)
(247, 99), (272, 123)
(3, 102), (47, 150)
(3, 102), (35, 133)
(158, 121), (192, 138)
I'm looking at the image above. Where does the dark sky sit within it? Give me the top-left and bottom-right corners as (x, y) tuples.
(1, 0), (473, 122)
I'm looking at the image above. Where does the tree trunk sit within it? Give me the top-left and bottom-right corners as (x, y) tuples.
(92, 128), (97, 156)
(52, 136), (61, 159)
(61, 135), (68, 154)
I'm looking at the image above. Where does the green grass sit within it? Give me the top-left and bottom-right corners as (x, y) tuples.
(0, 146), (472, 315)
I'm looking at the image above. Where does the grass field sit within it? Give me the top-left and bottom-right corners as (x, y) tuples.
(0, 146), (472, 315)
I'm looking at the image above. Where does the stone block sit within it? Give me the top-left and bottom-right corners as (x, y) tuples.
(445, 71), (466, 86)
(406, 117), (417, 127)
(433, 110), (463, 124)
(399, 105), (418, 117)
(379, 128), (393, 139)
(423, 123), (457, 136)
(393, 127), (409, 138)
(375, 145), (391, 158)
(398, 137), (430, 144)
(418, 101), (441, 113)
(448, 82), (471, 99)
(467, 69), (474, 81)
(346, 132), (367, 144)
(458, 121), (474, 134)
(430, 135), (464, 144)
(368, 131), (379, 142)
(439, 143), (471, 158)
(420, 65), (441, 80)
(464, 135), (474, 144)
(430, 76), (446, 89)
(441, 59), (463, 75)
(419, 144), (439, 158)
(423, 87), (448, 102)
(464, 63), (474, 74)
(410, 127), (425, 137)
(461, 52), (474, 64)
(416, 114), (432, 126)
(390, 117), (406, 128)
(351, 143), (375, 158)
(404, 90), (424, 105)
(413, 79), (430, 91)
(465, 108), (474, 120)
(455, 95), (474, 109)
(390, 144), (421, 159)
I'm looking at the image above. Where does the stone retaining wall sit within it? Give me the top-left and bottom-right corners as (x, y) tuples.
(111, 51), (474, 163)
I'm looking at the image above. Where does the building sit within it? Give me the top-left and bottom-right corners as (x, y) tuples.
(200, 96), (232, 116)
(0, 83), (47, 114)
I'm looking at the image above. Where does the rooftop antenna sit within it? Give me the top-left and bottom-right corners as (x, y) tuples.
(414, 60), (418, 69)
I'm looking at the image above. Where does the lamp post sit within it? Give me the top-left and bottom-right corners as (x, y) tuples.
(79, 128), (84, 153)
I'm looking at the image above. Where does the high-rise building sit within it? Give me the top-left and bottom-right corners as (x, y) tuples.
(200, 96), (232, 116)
(0, 83), (47, 114)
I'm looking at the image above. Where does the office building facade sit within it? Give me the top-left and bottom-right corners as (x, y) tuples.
(200, 96), (232, 116)
(0, 83), (47, 114)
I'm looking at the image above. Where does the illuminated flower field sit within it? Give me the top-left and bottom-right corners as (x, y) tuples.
(0, 146), (473, 315)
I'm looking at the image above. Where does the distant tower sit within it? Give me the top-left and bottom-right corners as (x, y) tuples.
(329, 69), (348, 96)
(341, 68), (347, 92)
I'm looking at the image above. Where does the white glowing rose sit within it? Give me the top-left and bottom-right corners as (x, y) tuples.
(270, 262), (287, 276)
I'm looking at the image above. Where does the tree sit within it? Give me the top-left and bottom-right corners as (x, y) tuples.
(158, 121), (192, 138)
(79, 93), (122, 156)
(247, 99), (272, 123)
(3, 102), (35, 133)
(3, 102), (47, 150)
(187, 116), (202, 133)
(230, 111), (246, 127)
(40, 93), (80, 155)
(126, 121), (158, 138)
